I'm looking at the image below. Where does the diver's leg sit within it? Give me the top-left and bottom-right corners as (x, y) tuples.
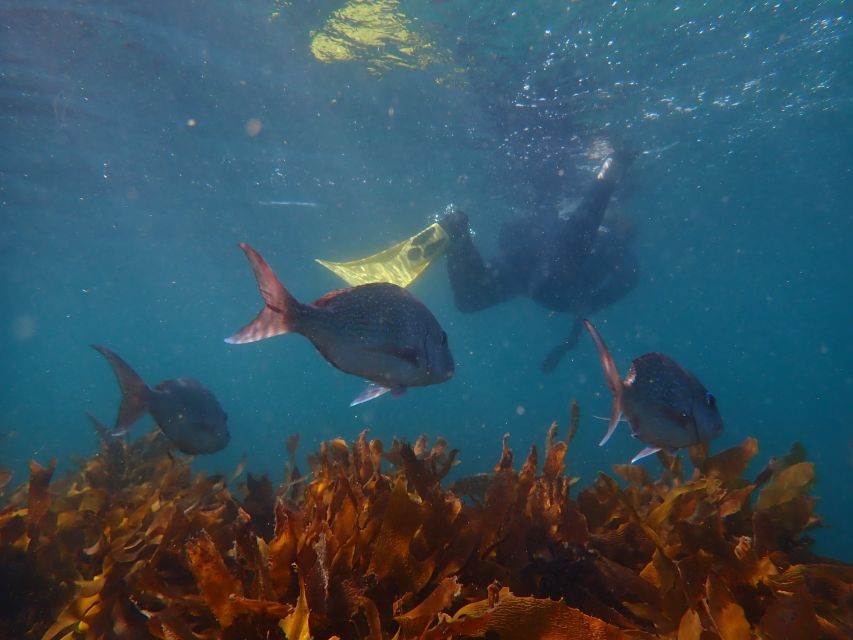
(540, 316), (584, 373)
(529, 150), (634, 307)
(441, 211), (513, 312)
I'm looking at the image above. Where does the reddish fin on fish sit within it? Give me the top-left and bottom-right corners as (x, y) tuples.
(313, 288), (351, 307)
(582, 320), (624, 446)
(86, 411), (126, 439)
(226, 242), (304, 344)
(91, 345), (150, 434)
(631, 446), (662, 464)
(86, 412), (112, 439)
(350, 382), (407, 406)
(600, 406), (624, 446)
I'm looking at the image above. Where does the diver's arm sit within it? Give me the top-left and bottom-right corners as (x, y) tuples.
(570, 151), (633, 251)
(533, 151), (633, 298)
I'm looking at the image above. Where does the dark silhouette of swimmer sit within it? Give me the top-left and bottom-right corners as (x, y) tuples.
(440, 152), (638, 373)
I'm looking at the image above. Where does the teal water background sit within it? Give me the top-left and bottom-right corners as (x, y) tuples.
(2, 1), (851, 559)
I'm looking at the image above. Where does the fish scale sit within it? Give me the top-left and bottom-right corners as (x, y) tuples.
(627, 354), (694, 411)
(304, 293), (423, 345)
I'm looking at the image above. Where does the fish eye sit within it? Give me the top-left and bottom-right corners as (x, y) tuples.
(705, 392), (717, 410)
(440, 331), (448, 346)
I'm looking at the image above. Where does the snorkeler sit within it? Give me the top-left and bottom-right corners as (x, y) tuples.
(439, 152), (639, 372)
(315, 152), (637, 372)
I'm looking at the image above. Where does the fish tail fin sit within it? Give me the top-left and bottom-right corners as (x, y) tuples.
(86, 411), (125, 440)
(600, 395), (624, 446)
(85, 412), (110, 438)
(226, 242), (305, 344)
(91, 345), (150, 433)
(582, 320), (624, 446)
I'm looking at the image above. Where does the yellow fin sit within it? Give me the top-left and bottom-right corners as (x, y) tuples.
(316, 222), (449, 288)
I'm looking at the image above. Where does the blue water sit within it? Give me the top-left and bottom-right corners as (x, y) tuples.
(2, 1), (851, 559)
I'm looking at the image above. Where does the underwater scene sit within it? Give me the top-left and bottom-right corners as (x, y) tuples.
(2, 1), (852, 638)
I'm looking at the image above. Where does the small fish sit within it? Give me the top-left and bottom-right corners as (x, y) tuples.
(226, 242), (454, 405)
(258, 200), (319, 207)
(583, 320), (723, 463)
(92, 345), (230, 455)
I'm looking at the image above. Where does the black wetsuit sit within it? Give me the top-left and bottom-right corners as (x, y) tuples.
(444, 156), (639, 371)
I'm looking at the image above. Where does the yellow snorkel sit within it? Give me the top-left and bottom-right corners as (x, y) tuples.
(316, 222), (450, 288)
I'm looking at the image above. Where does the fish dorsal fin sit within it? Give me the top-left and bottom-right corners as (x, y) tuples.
(350, 382), (393, 406)
(582, 320), (624, 446)
(313, 288), (351, 307)
(91, 345), (151, 433)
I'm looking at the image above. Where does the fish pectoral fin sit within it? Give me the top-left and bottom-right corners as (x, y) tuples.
(367, 344), (421, 367)
(350, 383), (393, 406)
(661, 405), (694, 431)
(631, 446), (662, 464)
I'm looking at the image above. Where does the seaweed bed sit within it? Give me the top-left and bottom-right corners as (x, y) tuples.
(1, 403), (852, 640)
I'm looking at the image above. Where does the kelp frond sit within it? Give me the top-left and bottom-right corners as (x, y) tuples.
(0, 412), (851, 639)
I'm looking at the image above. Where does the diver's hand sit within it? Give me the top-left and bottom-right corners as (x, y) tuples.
(614, 147), (638, 165)
(598, 148), (637, 182)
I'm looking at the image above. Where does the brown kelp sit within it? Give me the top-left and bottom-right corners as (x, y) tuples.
(1, 404), (851, 639)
